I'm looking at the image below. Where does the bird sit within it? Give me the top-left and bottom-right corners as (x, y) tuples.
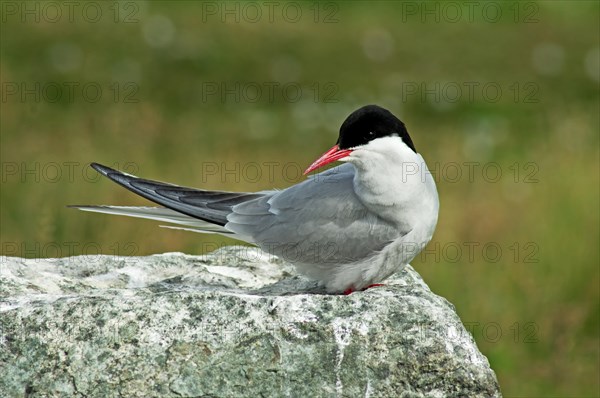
(71, 105), (439, 294)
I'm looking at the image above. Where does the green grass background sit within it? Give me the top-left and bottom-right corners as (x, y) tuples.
(1, 1), (598, 396)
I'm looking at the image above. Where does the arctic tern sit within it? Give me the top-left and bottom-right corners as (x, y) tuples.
(72, 105), (439, 293)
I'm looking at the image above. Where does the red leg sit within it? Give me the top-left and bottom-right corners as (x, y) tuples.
(343, 284), (385, 295)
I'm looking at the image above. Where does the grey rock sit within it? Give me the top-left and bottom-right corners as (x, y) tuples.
(0, 246), (501, 397)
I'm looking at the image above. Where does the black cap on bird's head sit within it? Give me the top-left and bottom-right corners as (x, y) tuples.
(304, 105), (416, 175)
(338, 105), (416, 153)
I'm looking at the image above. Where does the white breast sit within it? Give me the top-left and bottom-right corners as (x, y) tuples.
(346, 136), (439, 233)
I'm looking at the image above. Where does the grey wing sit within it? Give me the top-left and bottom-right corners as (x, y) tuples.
(226, 163), (403, 265)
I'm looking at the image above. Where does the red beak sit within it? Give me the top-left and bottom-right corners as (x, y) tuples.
(303, 145), (353, 175)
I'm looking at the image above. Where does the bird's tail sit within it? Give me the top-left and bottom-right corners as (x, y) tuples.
(69, 162), (267, 236)
(69, 205), (233, 234)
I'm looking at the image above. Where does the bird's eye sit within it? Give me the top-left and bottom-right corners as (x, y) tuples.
(367, 131), (375, 137)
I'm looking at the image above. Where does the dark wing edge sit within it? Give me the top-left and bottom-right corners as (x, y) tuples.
(89, 162), (264, 226)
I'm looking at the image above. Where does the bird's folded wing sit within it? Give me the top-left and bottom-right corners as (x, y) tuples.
(226, 164), (403, 265)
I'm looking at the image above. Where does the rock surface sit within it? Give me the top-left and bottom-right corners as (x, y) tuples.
(0, 246), (501, 397)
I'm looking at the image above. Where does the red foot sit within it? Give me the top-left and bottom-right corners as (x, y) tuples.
(343, 283), (386, 295)
(365, 283), (385, 289)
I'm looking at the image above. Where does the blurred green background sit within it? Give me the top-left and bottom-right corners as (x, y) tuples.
(1, 1), (598, 396)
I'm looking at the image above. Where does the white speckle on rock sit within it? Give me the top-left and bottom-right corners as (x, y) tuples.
(364, 379), (373, 398)
(332, 318), (357, 396)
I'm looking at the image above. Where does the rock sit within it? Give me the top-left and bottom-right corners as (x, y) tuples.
(0, 246), (501, 397)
